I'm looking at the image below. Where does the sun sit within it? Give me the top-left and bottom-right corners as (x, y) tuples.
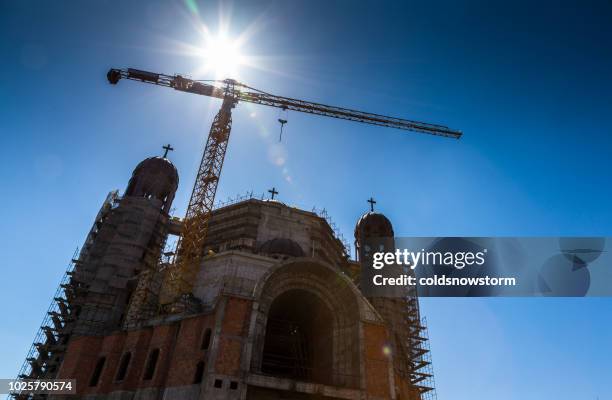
(172, 9), (270, 81)
(198, 33), (245, 79)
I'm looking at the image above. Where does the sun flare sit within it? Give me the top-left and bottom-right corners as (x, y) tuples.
(198, 33), (245, 79)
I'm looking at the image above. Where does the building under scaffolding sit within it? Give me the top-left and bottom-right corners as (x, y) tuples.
(12, 154), (436, 400)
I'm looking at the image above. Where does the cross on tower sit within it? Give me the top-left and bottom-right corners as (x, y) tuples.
(367, 197), (376, 212)
(162, 144), (174, 158)
(268, 187), (279, 200)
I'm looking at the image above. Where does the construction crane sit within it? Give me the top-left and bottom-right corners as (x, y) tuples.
(106, 67), (462, 307)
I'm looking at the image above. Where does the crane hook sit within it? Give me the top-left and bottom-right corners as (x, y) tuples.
(277, 106), (289, 142)
(278, 118), (288, 142)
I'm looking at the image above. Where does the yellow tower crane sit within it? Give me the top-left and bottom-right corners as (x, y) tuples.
(106, 67), (462, 307)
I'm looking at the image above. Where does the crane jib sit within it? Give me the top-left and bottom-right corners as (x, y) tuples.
(237, 92), (462, 138)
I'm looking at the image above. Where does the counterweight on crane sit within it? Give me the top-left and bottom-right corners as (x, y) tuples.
(107, 67), (462, 306)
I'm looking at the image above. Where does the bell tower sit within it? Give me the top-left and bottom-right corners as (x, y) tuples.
(69, 152), (179, 336)
(355, 199), (434, 400)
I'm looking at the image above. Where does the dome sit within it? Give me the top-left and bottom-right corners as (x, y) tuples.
(354, 212), (394, 239)
(125, 157), (179, 212)
(259, 238), (305, 258)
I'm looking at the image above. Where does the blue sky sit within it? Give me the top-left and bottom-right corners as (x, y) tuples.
(1, 0), (611, 398)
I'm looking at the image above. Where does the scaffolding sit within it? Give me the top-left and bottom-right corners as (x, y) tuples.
(79, 190), (120, 257)
(8, 248), (80, 400)
(403, 296), (437, 400)
(8, 191), (123, 400)
(311, 207), (351, 257)
(417, 318), (437, 400)
(261, 318), (311, 380)
(123, 202), (174, 328)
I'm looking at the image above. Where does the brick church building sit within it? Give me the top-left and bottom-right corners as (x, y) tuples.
(18, 154), (434, 400)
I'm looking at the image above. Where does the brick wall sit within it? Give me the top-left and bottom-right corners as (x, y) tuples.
(140, 323), (178, 388)
(57, 313), (219, 395)
(94, 333), (126, 393)
(221, 298), (251, 336)
(396, 375), (421, 400)
(118, 328), (153, 390)
(363, 322), (392, 399)
(166, 314), (213, 386)
(214, 297), (252, 376)
(57, 336), (104, 395)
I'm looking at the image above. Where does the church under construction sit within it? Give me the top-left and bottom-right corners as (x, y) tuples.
(13, 153), (436, 400)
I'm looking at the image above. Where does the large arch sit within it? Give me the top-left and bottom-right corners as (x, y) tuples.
(261, 288), (334, 383)
(250, 259), (367, 389)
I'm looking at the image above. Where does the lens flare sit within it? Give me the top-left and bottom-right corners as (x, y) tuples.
(198, 32), (245, 79)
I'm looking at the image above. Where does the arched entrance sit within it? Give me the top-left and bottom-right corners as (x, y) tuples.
(261, 289), (333, 384)
(251, 260), (368, 389)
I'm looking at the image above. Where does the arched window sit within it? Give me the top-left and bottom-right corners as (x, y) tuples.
(89, 357), (106, 387)
(193, 361), (205, 384)
(143, 349), (160, 380)
(201, 328), (212, 350)
(115, 352), (131, 381)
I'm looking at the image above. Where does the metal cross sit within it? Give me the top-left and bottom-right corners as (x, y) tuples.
(367, 197), (376, 212)
(268, 187), (279, 200)
(162, 144), (174, 158)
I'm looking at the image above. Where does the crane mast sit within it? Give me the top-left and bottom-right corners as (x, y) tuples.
(164, 90), (237, 305)
(107, 67), (462, 307)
